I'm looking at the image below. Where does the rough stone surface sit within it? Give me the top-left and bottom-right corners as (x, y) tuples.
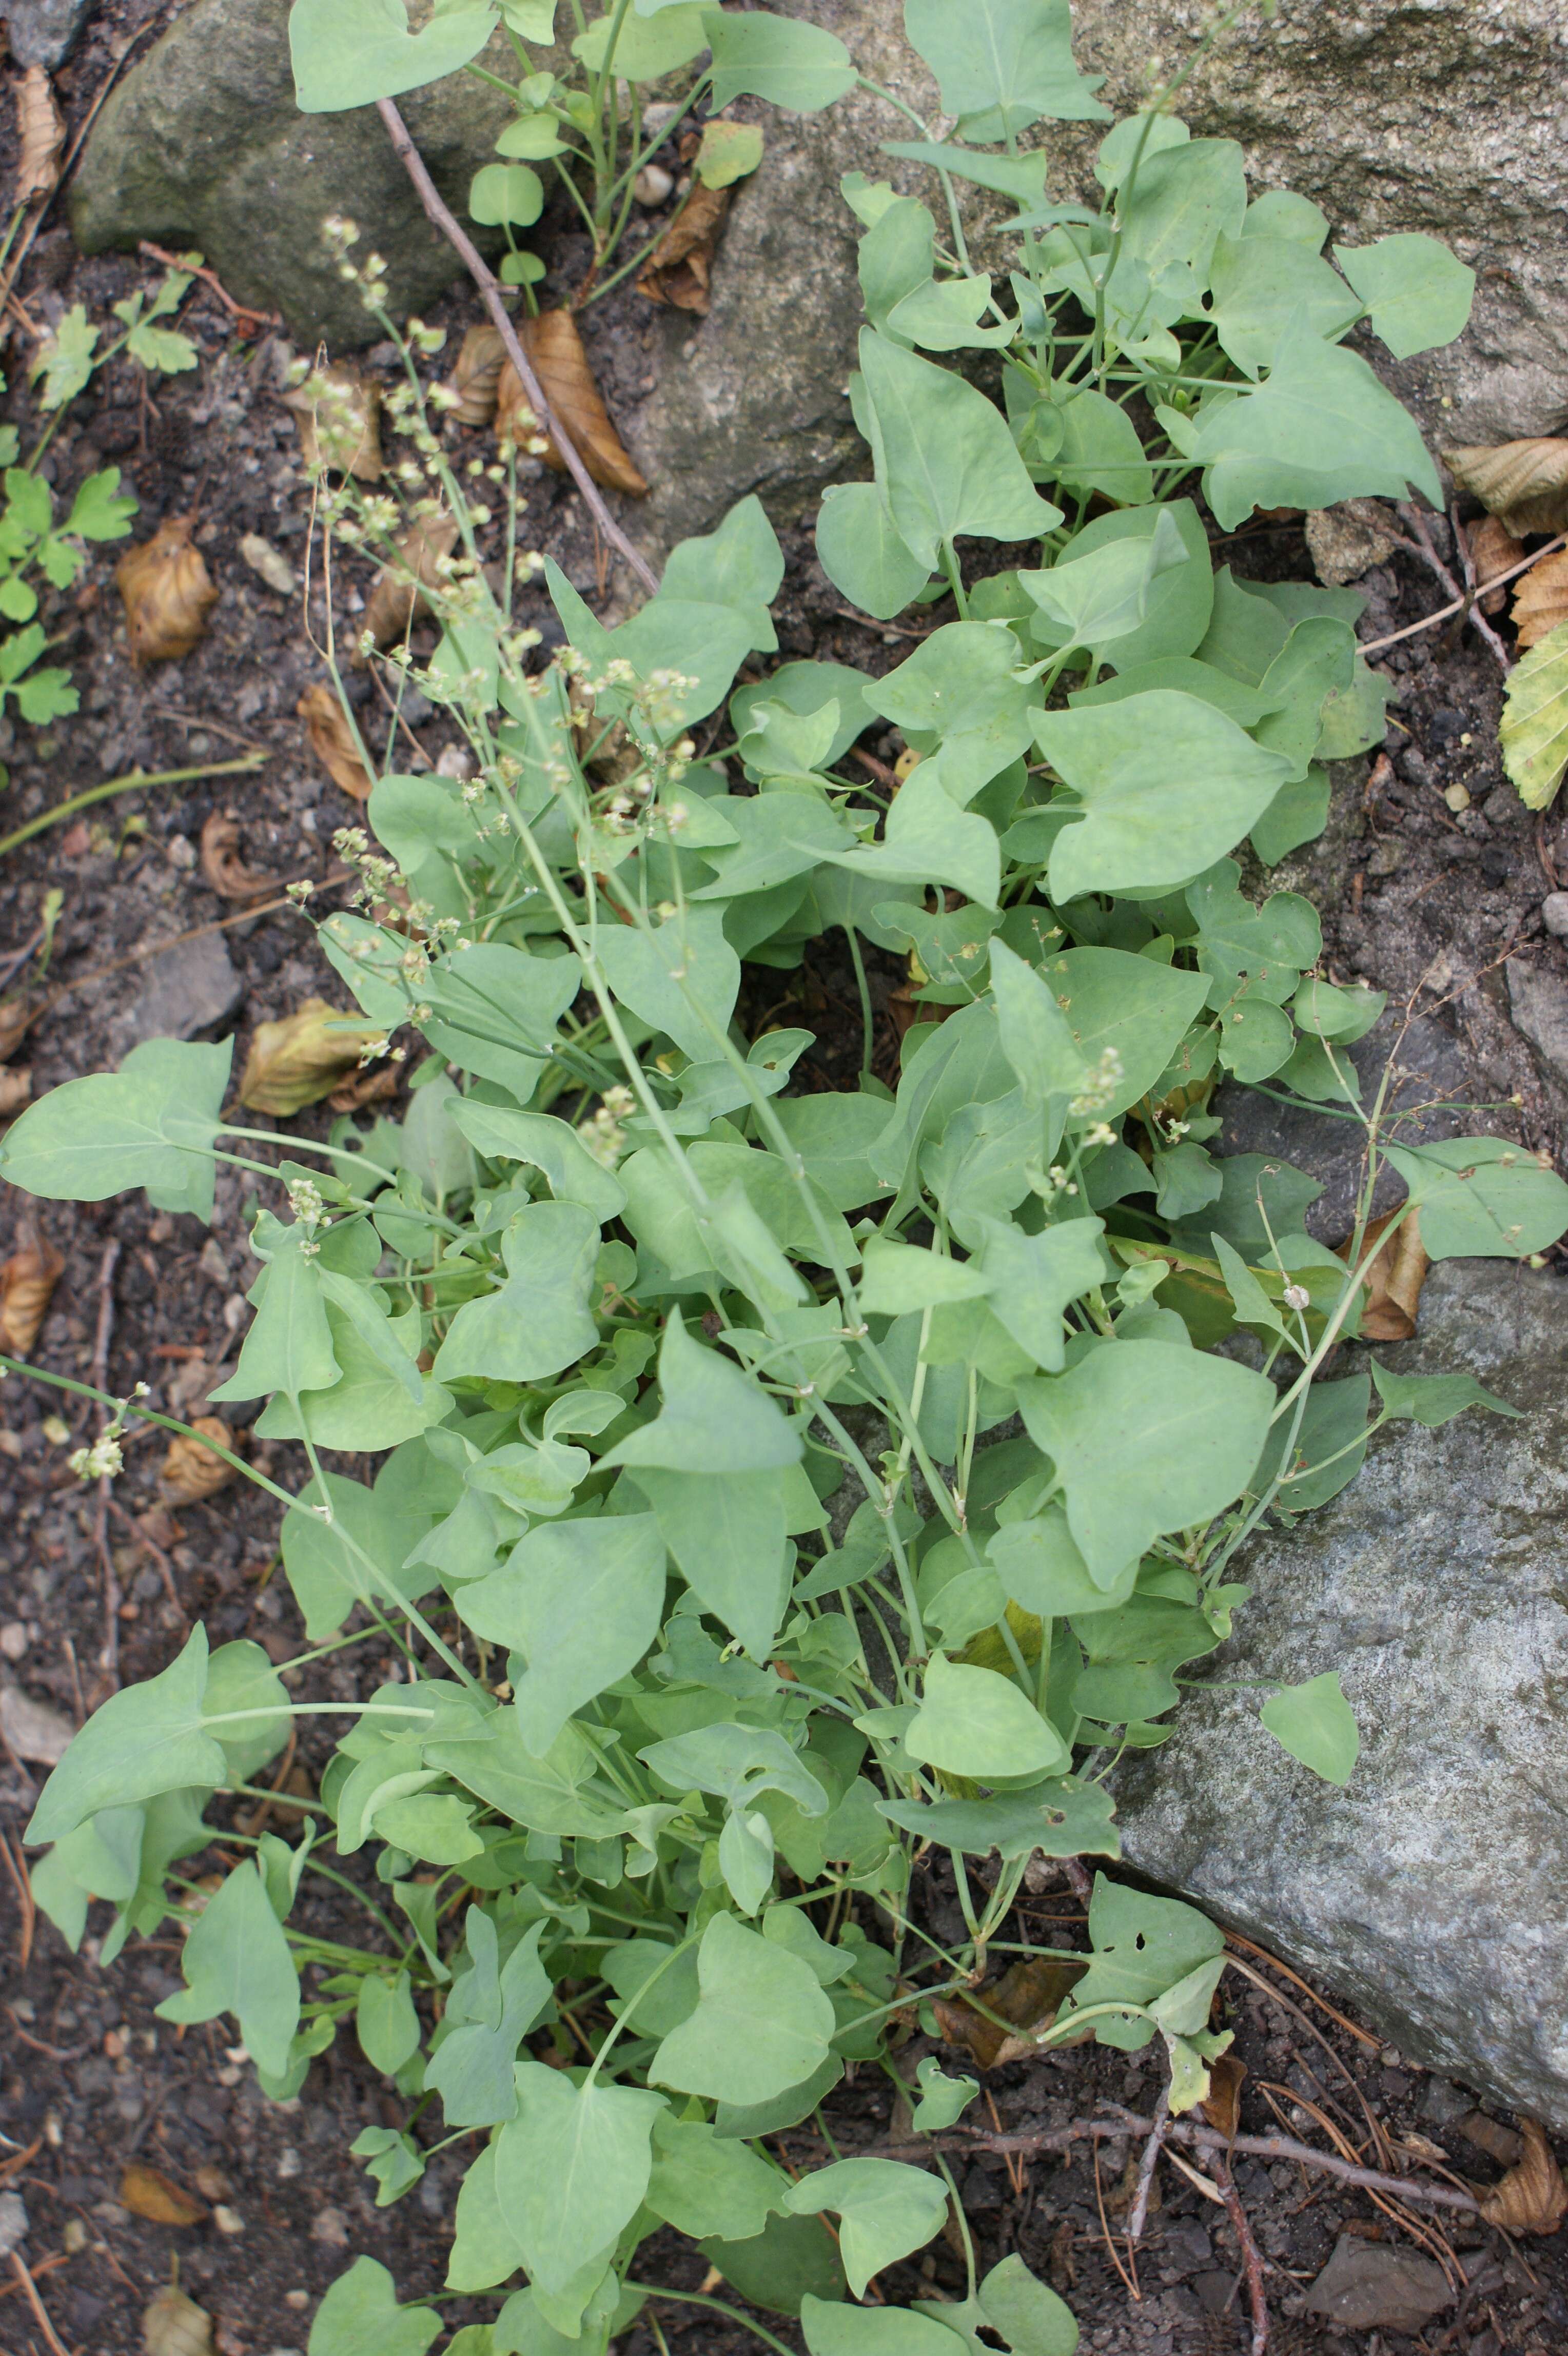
(1507, 955), (1568, 1102)
(1, 0), (89, 68)
(1303, 2238), (1454, 2333)
(1113, 1260), (1568, 2131)
(633, 0), (935, 558)
(0, 1681), (73, 1764)
(70, 0), (522, 347)
(1216, 1005), (1470, 1243)
(111, 931), (243, 1055)
(1064, 0), (1568, 448)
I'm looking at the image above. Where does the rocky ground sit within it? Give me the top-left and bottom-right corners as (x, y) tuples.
(4, 7), (1568, 2356)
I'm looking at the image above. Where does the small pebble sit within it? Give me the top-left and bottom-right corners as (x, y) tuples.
(1443, 782), (1471, 812)
(285, 2291), (309, 2310)
(212, 2205), (244, 2235)
(0, 2192), (28, 2259)
(276, 2148), (302, 2181)
(311, 2206), (350, 2247)
(633, 163), (674, 206)
(1541, 891), (1568, 938)
(166, 832), (197, 868)
(0, 1621), (29, 1660)
(62, 2218), (88, 2254)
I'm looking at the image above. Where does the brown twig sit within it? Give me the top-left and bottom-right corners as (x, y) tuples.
(0, 2137), (43, 2186)
(1397, 504), (1513, 675)
(1090, 2137), (1139, 2299)
(375, 96), (658, 597)
(1224, 1953), (1389, 2163)
(1360, 529), (1566, 658)
(0, 1827), (34, 1970)
(90, 1239), (123, 1687)
(8, 2249), (73, 2356)
(0, 2251), (67, 2303)
(1126, 2104), (1170, 2248)
(59, 1632), (86, 1727)
(1211, 2150), (1269, 2356)
(1223, 1932), (1380, 2051)
(934, 2115), (1483, 2214)
(136, 239), (282, 333)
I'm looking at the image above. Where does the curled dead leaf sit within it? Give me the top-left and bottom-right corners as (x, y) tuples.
(0, 1217), (64, 1357)
(934, 1953), (1088, 2071)
(1446, 439), (1568, 537)
(637, 182), (732, 314)
(497, 309), (648, 498)
(1512, 548), (1568, 651)
(116, 517), (219, 663)
(121, 2162), (207, 2228)
(282, 363), (383, 480)
(298, 682), (374, 801)
(327, 1062), (402, 1113)
(1338, 1206), (1426, 1343)
(160, 1416), (238, 1505)
(361, 512), (461, 654)
(15, 64), (64, 211)
(143, 2281), (214, 2356)
(1477, 2118), (1568, 2235)
(1466, 514), (1526, 615)
(1199, 2051), (1247, 2141)
(239, 997), (386, 1116)
(199, 811), (280, 902)
(0, 991), (41, 1063)
(0, 1066), (31, 1120)
(447, 322), (508, 426)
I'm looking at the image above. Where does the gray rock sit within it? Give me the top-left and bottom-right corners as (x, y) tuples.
(636, 0), (1566, 542)
(0, 1682), (74, 1765)
(1113, 1259), (1568, 2130)
(1065, 0), (1568, 449)
(1, 0), (90, 68)
(1507, 956), (1568, 1102)
(0, 2191), (27, 2260)
(111, 931), (243, 1056)
(70, 0), (523, 348)
(1216, 1007), (1471, 1243)
(1304, 499), (1401, 588)
(1542, 893), (1568, 940)
(633, 0), (936, 558)
(1303, 2237), (1453, 2333)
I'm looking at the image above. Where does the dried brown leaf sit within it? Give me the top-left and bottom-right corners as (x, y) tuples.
(199, 811), (279, 902)
(15, 64), (64, 210)
(0, 991), (41, 1063)
(1199, 2051), (1247, 2140)
(121, 2162), (207, 2227)
(0, 1218), (63, 1357)
(447, 322), (508, 426)
(0, 1066), (30, 1120)
(1446, 439), (1568, 537)
(1477, 2118), (1568, 2234)
(238, 997), (385, 1117)
(361, 512), (460, 654)
(297, 682), (373, 801)
(143, 2281), (215, 2356)
(497, 309), (649, 498)
(1466, 514), (1526, 615)
(935, 1953), (1088, 2071)
(1338, 1206), (1426, 1342)
(116, 517), (219, 663)
(327, 1062), (402, 1113)
(637, 182), (732, 313)
(282, 363), (382, 480)
(160, 1416), (238, 1505)
(1512, 548), (1568, 650)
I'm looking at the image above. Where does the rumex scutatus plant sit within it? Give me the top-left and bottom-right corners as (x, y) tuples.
(4, 6), (1564, 2351)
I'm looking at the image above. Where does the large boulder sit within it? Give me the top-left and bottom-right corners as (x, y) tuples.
(633, 0), (1567, 540)
(69, 0), (522, 347)
(1065, 0), (1568, 449)
(1113, 1260), (1568, 2131)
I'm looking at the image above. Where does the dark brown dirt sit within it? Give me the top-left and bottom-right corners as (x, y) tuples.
(4, 18), (1568, 2356)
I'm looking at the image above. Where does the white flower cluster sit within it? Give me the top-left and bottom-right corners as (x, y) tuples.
(577, 1084), (636, 1168)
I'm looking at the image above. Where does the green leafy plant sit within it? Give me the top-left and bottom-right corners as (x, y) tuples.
(291, 0), (775, 304)
(5, 7), (1562, 2352)
(0, 261), (199, 732)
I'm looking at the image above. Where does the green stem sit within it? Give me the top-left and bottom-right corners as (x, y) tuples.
(0, 757), (266, 861)
(624, 2285), (799, 2356)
